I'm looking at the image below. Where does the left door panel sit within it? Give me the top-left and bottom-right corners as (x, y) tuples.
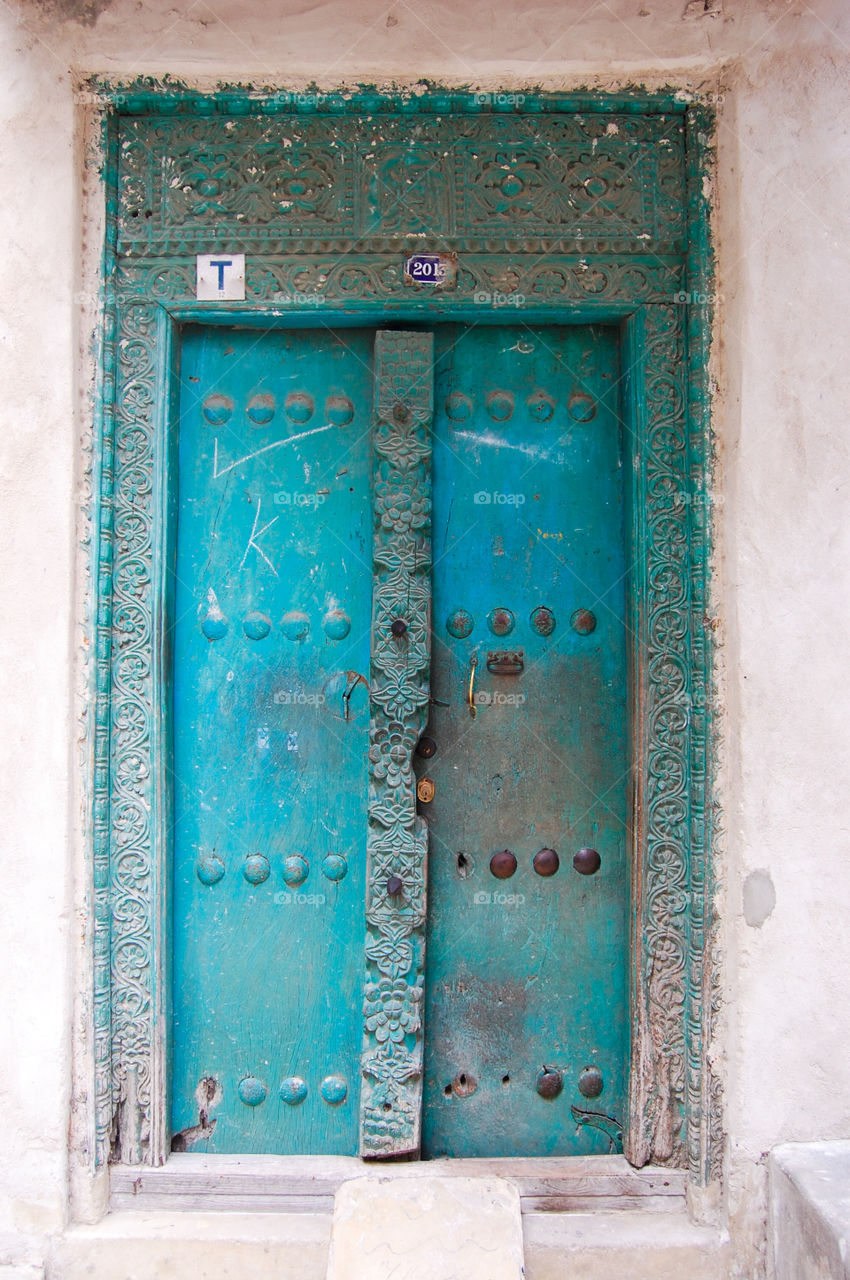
(171, 325), (373, 1154)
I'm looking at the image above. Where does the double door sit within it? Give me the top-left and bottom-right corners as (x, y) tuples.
(170, 321), (629, 1158)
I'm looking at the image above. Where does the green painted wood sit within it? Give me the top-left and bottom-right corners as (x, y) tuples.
(171, 321), (628, 1160)
(420, 323), (629, 1157)
(359, 331), (433, 1158)
(94, 83), (718, 1178)
(171, 324), (376, 1154)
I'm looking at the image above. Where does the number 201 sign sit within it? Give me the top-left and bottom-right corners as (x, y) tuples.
(403, 252), (457, 288)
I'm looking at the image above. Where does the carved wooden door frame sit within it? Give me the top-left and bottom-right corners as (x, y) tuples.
(85, 86), (720, 1185)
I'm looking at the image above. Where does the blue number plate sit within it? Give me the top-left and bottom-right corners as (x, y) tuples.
(403, 253), (457, 288)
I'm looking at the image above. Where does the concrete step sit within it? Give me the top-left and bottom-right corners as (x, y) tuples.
(50, 1202), (732, 1280)
(523, 1209), (731, 1279)
(771, 1140), (850, 1279)
(51, 1211), (332, 1280)
(327, 1175), (524, 1279)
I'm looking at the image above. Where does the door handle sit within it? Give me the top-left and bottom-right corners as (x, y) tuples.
(467, 652), (478, 719)
(486, 649), (524, 676)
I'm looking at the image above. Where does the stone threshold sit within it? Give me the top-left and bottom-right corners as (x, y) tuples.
(54, 1205), (731, 1280)
(110, 1152), (686, 1216)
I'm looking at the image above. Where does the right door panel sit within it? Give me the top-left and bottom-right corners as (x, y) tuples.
(420, 323), (629, 1157)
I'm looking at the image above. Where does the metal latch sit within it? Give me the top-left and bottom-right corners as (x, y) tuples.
(486, 649), (525, 676)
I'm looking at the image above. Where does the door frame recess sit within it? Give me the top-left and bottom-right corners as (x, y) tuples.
(85, 86), (719, 1188)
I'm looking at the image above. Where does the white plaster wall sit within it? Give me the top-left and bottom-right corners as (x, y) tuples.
(0, 0), (847, 1274)
(718, 35), (850, 1273)
(0, 5), (78, 1269)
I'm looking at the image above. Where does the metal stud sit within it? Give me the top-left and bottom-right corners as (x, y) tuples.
(243, 853), (270, 884)
(573, 847), (602, 875)
(570, 608), (597, 635)
(446, 609), (474, 639)
(487, 607), (515, 637)
(282, 855), (309, 886)
(238, 1076), (267, 1106)
(533, 847), (560, 877)
(320, 1075), (348, 1105)
(280, 1076), (308, 1105)
(536, 1067), (563, 1099)
(490, 849), (517, 879)
(196, 855), (225, 885)
(578, 1066), (604, 1099)
(530, 606), (556, 636)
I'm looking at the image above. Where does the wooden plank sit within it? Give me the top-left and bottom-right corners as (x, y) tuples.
(110, 1155), (687, 1216)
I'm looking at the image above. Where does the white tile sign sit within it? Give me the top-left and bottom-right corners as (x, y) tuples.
(196, 253), (245, 301)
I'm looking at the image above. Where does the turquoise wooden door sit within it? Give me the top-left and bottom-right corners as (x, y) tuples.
(170, 322), (628, 1157)
(419, 324), (628, 1158)
(171, 325), (375, 1154)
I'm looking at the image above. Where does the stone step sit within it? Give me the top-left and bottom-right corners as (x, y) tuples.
(51, 1211), (332, 1280)
(770, 1140), (850, 1279)
(524, 1210), (731, 1279)
(327, 1175), (524, 1279)
(51, 1201), (731, 1280)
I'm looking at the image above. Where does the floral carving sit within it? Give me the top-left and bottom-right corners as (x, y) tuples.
(364, 978), (423, 1044)
(369, 724), (414, 790)
(360, 330), (433, 1157)
(375, 473), (430, 533)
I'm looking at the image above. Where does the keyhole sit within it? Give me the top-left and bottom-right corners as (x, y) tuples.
(456, 851), (474, 879)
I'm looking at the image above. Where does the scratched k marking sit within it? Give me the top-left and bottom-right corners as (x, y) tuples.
(240, 498), (279, 576)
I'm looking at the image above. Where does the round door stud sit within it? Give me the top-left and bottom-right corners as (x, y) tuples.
(445, 392), (473, 422)
(281, 609), (310, 641)
(490, 849), (518, 879)
(282, 854), (309, 886)
(247, 393), (275, 425)
(536, 1067), (563, 1099)
(238, 1076), (267, 1107)
(202, 392), (233, 425)
(487, 607), (515, 637)
(196, 854), (225, 886)
(573, 847), (602, 876)
(386, 875), (404, 897)
(243, 611), (272, 641)
(279, 1076), (308, 1106)
(415, 735), (437, 759)
(320, 1075), (348, 1105)
(530, 606), (556, 636)
(446, 608), (474, 639)
(567, 392), (597, 422)
(526, 390), (555, 422)
(578, 1066), (604, 1099)
(243, 853), (270, 885)
(391, 618), (407, 637)
(570, 607), (597, 635)
(322, 854), (348, 882)
(533, 847), (560, 877)
(323, 609), (351, 640)
(325, 394), (354, 426)
(285, 391), (314, 424)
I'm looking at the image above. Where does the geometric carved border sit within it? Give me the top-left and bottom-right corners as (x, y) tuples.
(89, 88), (719, 1183)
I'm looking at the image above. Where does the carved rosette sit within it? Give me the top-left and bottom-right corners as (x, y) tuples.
(360, 331), (433, 1158)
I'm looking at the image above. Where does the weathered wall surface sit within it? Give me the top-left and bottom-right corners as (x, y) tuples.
(0, 0), (847, 1275)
